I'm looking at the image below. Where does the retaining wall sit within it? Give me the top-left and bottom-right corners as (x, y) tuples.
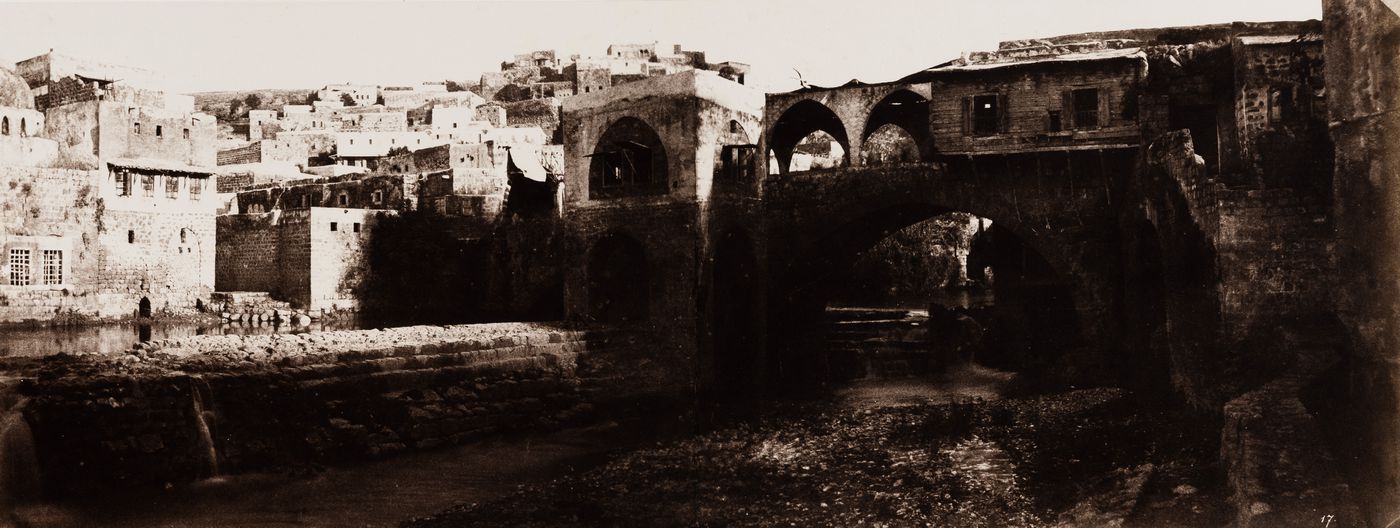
(20, 322), (667, 496)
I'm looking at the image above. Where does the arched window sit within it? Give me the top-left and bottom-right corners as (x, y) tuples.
(1, 116), (8, 135)
(18, 118), (26, 138)
(588, 117), (668, 199)
(179, 228), (188, 244)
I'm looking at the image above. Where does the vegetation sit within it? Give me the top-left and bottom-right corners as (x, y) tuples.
(340, 92), (357, 107)
(836, 213), (982, 303)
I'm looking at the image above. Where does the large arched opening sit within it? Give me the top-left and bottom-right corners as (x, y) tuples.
(586, 233), (649, 324)
(768, 100), (850, 174)
(860, 89), (930, 163)
(771, 202), (1086, 387)
(588, 117), (669, 199)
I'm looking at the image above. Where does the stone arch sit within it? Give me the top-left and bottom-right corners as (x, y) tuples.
(589, 116), (669, 199)
(586, 232), (649, 323)
(138, 296), (152, 319)
(771, 200), (1088, 382)
(710, 228), (760, 391)
(768, 99), (850, 174)
(861, 89), (931, 161)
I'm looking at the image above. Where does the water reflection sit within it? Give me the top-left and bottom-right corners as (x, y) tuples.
(0, 319), (372, 359)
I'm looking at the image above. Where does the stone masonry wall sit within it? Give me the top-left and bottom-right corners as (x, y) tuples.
(20, 322), (663, 496)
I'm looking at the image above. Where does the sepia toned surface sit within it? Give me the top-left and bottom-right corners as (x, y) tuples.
(0, 1), (1395, 526)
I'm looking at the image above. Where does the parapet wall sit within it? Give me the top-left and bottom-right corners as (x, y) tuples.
(21, 322), (667, 496)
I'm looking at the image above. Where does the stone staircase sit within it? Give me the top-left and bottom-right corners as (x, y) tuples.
(824, 308), (936, 380)
(208, 291), (308, 325)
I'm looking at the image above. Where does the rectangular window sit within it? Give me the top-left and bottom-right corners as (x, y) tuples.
(720, 145), (757, 182)
(116, 171), (132, 196)
(183, 128), (190, 139)
(189, 178), (203, 200)
(165, 176), (179, 199)
(141, 174), (155, 197)
(1072, 88), (1100, 129)
(133, 122), (141, 134)
(1048, 110), (1063, 132)
(338, 193), (349, 206)
(8, 249), (31, 286)
(353, 222), (361, 233)
(156, 125), (163, 137)
(972, 94), (1001, 136)
(330, 222), (338, 232)
(371, 190), (383, 204)
(42, 250), (62, 285)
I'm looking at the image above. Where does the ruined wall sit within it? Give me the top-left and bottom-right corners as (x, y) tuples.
(1232, 38), (1328, 188)
(1322, 0), (1400, 523)
(216, 142), (261, 166)
(21, 323), (671, 496)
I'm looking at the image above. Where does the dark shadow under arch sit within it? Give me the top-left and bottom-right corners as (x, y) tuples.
(138, 297), (152, 319)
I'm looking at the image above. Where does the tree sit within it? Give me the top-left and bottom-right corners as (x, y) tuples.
(340, 92), (357, 106)
(243, 93), (263, 111)
(226, 96), (246, 119)
(445, 80), (466, 92)
(305, 91), (320, 105)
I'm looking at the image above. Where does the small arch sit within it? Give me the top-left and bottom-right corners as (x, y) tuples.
(18, 118), (26, 138)
(1, 116), (8, 135)
(127, 230), (136, 244)
(138, 297), (152, 318)
(586, 232), (649, 323)
(768, 99), (850, 174)
(179, 228), (188, 244)
(588, 117), (669, 198)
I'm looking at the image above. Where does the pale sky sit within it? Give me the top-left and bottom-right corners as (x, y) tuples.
(0, 0), (1323, 95)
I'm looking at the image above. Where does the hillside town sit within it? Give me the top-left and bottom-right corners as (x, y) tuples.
(1, 3), (1398, 527)
(0, 42), (750, 324)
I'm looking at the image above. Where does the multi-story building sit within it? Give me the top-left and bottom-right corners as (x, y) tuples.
(1, 59), (219, 322)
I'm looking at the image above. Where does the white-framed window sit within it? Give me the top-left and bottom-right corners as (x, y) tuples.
(42, 250), (62, 285)
(8, 248), (31, 286)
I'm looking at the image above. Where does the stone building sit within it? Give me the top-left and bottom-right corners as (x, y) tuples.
(216, 173), (406, 311)
(317, 83), (378, 106)
(0, 56), (220, 323)
(560, 69), (764, 387)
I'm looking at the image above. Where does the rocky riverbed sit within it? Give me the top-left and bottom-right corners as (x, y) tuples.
(407, 375), (1229, 528)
